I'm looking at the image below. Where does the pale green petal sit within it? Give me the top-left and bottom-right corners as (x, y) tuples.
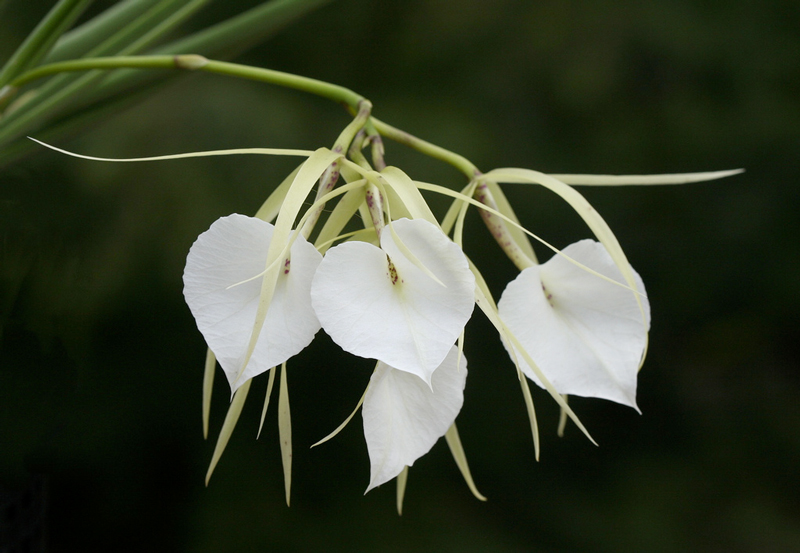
(29, 138), (314, 162)
(498, 240), (649, 409)
(444, 423), (486, 501)
(363, 346), (467, 492)
(237, 148), (341, 386)
(380, 166), (438, 225)
(549, 168), (744, 186)
(278, 362), (292, 507)
(205, 378), (251, 485)
(202, 347), (216, 440)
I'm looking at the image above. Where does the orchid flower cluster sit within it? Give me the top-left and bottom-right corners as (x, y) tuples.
(32, 90), (737, 511)
(172, 99), (739, 510)
(0, 0), (741, 518)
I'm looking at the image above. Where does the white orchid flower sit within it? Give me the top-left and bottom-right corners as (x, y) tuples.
(363, 345), (467, 492)
(183, 213), (322, 394)
(498, 239), (650, 409)
(310, 217), (475, 385)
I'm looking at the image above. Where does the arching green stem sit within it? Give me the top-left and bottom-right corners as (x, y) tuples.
(6, 54), (528, 267)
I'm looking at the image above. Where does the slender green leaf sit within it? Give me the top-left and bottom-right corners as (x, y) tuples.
(155, 0), (335, 59)
(0, 0), (210, 147)
(44, 0), (163, 63)
(91, 0), (336, 98)
(0, 0), (93, 88)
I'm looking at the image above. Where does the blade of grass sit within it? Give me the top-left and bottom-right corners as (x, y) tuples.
(43, 0), (164, 64)
(0, 0), (93, 88)
(0, 0), (210, 147)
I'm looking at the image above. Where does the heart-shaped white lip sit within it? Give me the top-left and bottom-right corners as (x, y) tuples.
(311, 218), (475, 384)
(498, 239), (650, 409)
(183, 214), (322, 393)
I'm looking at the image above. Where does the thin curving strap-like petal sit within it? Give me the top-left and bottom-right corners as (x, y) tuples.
(444, 423), (486, 501)
(205, 378), (252, 485)
(278, 362), (292, 507)
(549, 168), (744, 186)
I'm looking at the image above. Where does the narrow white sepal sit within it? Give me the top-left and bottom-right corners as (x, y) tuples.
(183, 214), (322, 394)
(363, 346), (467, 492)
(498, 239), (650, 409)
(311, 218), (474, 383)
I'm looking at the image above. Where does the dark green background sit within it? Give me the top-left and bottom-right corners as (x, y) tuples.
(2, 0), (798, 551)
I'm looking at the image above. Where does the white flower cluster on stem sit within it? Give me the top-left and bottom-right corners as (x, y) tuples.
(166, 105), (740, 510)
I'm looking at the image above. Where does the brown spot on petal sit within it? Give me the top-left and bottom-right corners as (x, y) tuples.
(387, 257), (399, 285)
(542, 283), (554, 306)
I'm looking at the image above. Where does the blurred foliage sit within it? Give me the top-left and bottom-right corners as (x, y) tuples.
(1, 0), (799, 551)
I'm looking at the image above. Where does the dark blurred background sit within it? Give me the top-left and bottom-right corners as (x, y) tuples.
(2, 0), (798, 551)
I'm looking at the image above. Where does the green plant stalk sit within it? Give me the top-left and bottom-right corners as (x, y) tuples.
(4, 54), (530, 266)
(0, 0), (93, 88)
(7, 56), (364, 111)
(368, 118), (478, 179)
